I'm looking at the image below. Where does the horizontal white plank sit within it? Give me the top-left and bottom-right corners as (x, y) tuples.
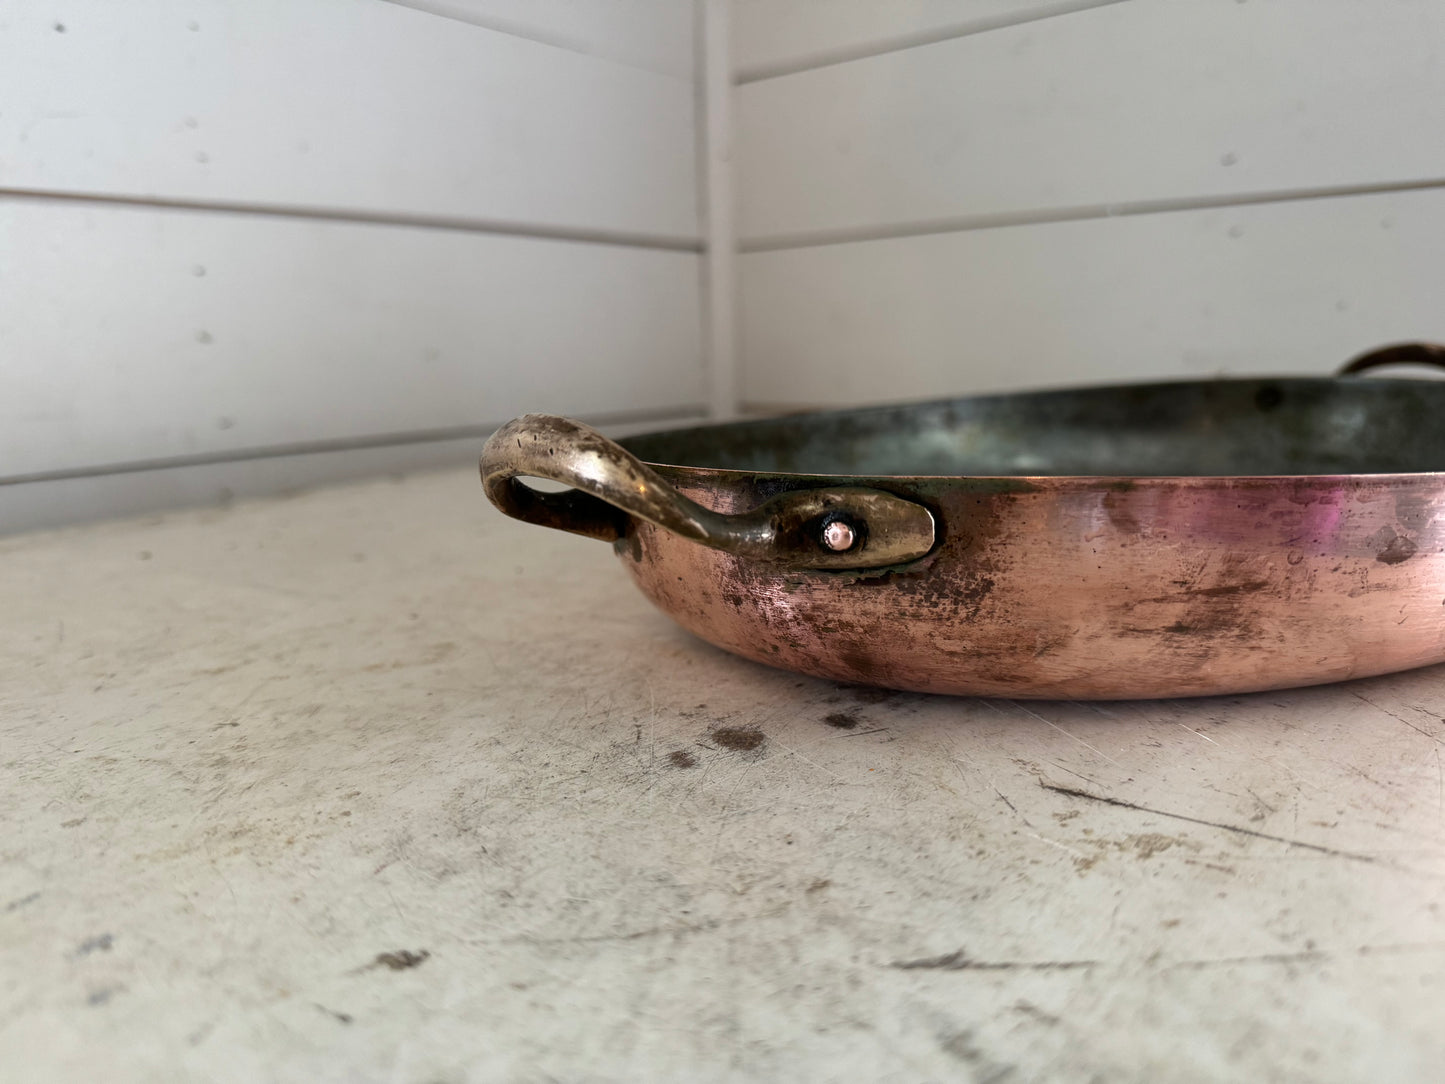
(740, 188), (1445, 407)
(0, 200), (703, 481)
(0, 0), (697, 239)
(731, 0), (1111, 81)
(737, 0), (1445, 241)
(0, 437), (487, 537)
(389, 0), (695, 79)
(0, 413), (705, 536)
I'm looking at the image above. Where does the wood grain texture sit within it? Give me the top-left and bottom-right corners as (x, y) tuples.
(0, 201), (703, 481)
(0, 0), (697, 238)
(739, 188), (1445, 407)
(736, 0), (1445, 241)
(388, 0), (696, 79)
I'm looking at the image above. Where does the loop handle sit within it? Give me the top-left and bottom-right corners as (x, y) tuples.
(1338, 342), (1445, 376)
(480, 414), (935, 570)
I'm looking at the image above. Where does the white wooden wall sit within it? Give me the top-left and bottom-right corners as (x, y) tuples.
(0, 0), (704, 531)
(732, 0), (1445, 408)
(10, 0), (1445, 532)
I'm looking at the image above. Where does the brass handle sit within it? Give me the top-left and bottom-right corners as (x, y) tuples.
(1338, 341), (1445, 375)
(480, 414), (936, 570)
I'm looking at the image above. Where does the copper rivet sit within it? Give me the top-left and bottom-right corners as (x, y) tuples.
(822, 520), (856, 552)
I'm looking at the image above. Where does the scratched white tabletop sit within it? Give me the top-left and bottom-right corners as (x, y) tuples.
(1, 466), (1442, 1083)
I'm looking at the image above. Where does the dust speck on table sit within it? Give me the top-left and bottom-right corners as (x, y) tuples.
(5, 892), (41, 913)
(316, 1004), (354, 1024)
(75, 933), (113, 957)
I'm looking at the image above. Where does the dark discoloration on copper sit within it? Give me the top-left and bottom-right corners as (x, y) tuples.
(613, 531), (644, 563)
(1253, 384), (1285, 413)
(1175, 580), (1273, 599)
(1102, 490), (1141, 534)
(621, 468), (1445, 699)
(1374, 527), (1419, 565)
(836, 684), (900, 704)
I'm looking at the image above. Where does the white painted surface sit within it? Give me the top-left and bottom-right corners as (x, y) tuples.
(0, 201), (703, 481)
(387, 0), (696, 79)
(737, 0), (1445, 242)
(0, 413), (703, 537)
(0, 0), (697, 239)
(0, 437), (491, 539)
(732, 0), (1118, 81)
(1, 468), (1442, 1080)
(740, 188), (1445, 407)
(0, 0), (708, 530)
(701, 0), (739, 418)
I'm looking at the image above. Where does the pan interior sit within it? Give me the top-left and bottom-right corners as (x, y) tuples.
(619, 378), (1445, 478)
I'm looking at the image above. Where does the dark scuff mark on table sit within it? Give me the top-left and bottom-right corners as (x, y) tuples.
(1013, 1000), (1062, 1027)
(1168, 950), (1329, 971)
(1040, 782), (1384, 864)
(504, 906), (792, 947)
(75, 933), (113, 957)
(87, 986), (121, 1006)
(893, 949), (1098, 972)
(937, 1027), (1017, 1081)
(709, 726), (765, 752)
(369, 949), (430, 971)
(1347, 690), (1444, 746)
(824, 711), (859, 729)
(667, 749), (697, 768)
(316, 1003), (354, 1024)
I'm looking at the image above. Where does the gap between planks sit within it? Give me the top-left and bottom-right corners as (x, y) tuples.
(739, 176), (1445, 253)
(733, 0), (1128, 84)
(0, 186), (703, 254)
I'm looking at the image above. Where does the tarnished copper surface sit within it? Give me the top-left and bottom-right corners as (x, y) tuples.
(618, 470), (1445, 699)
(483, 351), (1445, 699)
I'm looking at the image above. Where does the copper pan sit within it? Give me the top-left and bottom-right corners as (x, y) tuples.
(481, 344), (1445, 699)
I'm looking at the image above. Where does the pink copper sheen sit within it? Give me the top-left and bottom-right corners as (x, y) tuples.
(619, 471), (1445, 699)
